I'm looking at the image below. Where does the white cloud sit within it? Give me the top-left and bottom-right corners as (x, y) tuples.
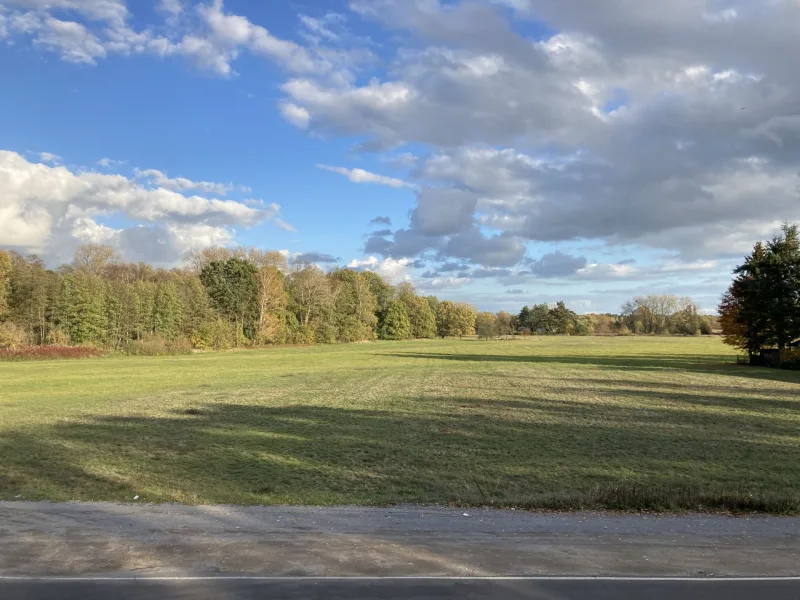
(97, 157), (124, 168)
(273, 218), (297, 232)
(135, 168), (235, 196)
(38, 151), (62, 164)
(279, 103), (311, 128)
(0, 0), (370, 80)
(34, 17), (106, 64)
(317, 164), (415, 189)
(158, 0), (183, 17)
(347, 256), (413, 283)
(417, 276), (473, 290)
(0, 150), (283, 264)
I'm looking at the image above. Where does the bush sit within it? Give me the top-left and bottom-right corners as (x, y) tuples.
(292, 325), (315, 345)
(46, 328), (71, 346)
(0, 322), (28, 350)
(254, 314), (290, 345)
(699, 317), (713, 335)
(189, 319), (235, 350)
(0, 345), (104, 361)
(122, 334), (193, 356)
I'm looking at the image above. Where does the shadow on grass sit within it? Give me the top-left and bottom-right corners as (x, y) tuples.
(1, 388), (799, 513)
(382, 352), (800, 384)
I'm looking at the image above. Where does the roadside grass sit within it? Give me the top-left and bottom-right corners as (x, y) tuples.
(1, 337), (799, 513)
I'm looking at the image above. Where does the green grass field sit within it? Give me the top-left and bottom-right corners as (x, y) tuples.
(2, 337), (799, 512)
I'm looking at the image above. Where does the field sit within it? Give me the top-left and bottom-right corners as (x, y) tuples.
(1, 337), (799, 512)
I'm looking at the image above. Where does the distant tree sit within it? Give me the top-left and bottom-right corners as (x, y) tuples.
(452, 303), (477, 337)
(529, 303), (554, 334)
(200, 258), (259, 344)
(9, 254), (58, 345)
(475, 312), (498, 340)
(179, 275), (214, 339)
(72, 244), (120, 275)
(573, 315), (593, 336)
(361, 271), (395, 314)
(719, 225), (800, 354)
(698, 315), (713, 335)
(153, 280), (182, 340)
(256, 265), (288, 331)
(329, 269), (377, 342)
(518, 305), (531, 331)
(0, 250), (11, 321)
(287, 264), (334, 337)
(550, 301), (577, 335)
(396, 283), (436, 339)
(673, 297), (700, 335)
(57, 271), (108, 344)
(378, 300), (412, 340)
(494, 311), (514, 336)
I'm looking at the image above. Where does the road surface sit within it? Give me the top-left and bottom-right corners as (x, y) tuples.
(1, 503), (798, 598)
(2, 577), (800, 599)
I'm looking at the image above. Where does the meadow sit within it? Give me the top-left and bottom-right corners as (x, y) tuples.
(1, 337), (799, 512)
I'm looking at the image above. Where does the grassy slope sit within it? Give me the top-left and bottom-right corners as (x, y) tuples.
(1, 337), (799, 511)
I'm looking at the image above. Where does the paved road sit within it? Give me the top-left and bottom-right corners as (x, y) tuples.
(2, 578), (800, 600)
(2, 503), (799, 577)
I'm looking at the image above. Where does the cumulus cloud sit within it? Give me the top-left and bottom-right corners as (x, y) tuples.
(443, 227), (526, 267)
(347, 256), (413, 283)
(317, 164), (415, 189)
(0, 0), (371, 81)
(0, 150), (284, 264)
(7, 0), (800, 305)
(278, 0), (800, 267)
(529, 251), (588, 278)
(410, 188), (477, 237)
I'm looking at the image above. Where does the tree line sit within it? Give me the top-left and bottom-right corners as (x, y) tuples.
(0, 244), (720, 354)
(0, 245), (482, 352)
(514, 296), (715, 338)
(720, 222), (800, 362)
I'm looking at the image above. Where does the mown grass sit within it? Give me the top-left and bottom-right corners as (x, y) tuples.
(1, 337), (799, 512)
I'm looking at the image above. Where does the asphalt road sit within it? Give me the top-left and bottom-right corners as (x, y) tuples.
(2, 578), (800, 600)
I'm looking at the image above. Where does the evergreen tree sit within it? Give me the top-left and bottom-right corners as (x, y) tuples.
(721, 223), (800, 354)
(153, 280), (182, 340)
(58, 271), (107, 344)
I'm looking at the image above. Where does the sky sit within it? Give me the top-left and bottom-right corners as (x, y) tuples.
(1, 0), (799, 314)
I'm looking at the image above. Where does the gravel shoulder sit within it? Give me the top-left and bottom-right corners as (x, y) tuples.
(1, 502), (799, 577)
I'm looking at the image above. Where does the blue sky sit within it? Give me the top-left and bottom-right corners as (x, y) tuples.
(2, 0), (799, 313)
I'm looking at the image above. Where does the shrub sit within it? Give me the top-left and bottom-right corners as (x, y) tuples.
(189, 319), (235, 350)
(0, 322), (28, 350)
(254, 314), (290, 345)
(0, 345), (104, 361)
(46, 328), (71, 346)
(122, 334), (193, 356)
(292, 325), (315, 345)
